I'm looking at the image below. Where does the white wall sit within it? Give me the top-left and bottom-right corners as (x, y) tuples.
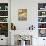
(0, 0), (8, 3)
(11, 0), (46, 46)
(11, 0), (38, 30)
(11, 0), (38, 45)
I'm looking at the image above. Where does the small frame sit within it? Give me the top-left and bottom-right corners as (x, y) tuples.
(38, 29), (46, 37)
(0, 23), (8, 37)
(0, 17), (8, 22)
(38, 3), (46, 10)
(18, 9), (27, 21)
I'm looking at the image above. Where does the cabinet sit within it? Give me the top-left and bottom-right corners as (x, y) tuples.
(0, 3), (8, 37)
(0, 35), (8, 45)
(38, 3), (46, 37)
(38, 37), (46, 46)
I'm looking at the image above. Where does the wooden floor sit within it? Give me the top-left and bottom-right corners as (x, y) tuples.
(0, 45), (8, 46)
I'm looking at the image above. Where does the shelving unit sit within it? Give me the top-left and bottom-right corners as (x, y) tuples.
(38, 3), (46, 37)
(38, 9), (46, 11)
(0, 3), (8, 37)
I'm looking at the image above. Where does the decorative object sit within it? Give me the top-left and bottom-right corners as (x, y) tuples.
(38, 11), (46, 16)
(15, 35), (32, 46)
(0, 23), (8, 37)
(11, 23), (16, 30)
(0, 3), (8, 10)
(39, 29), (46, 37)
(0, 23), (8, 30)
(42, 12), (45, 15)
(5, 6), (8, 10)
(29, 25), (35, 30)
(38, 3), (46, 10)
(18, 9), (27, 21)
(0, 6), (1, 10)
(38, 23), (46, 28)
(0, 11), (8, 16)
(38, 17), (46, 22)
(0, 17), (8, 22)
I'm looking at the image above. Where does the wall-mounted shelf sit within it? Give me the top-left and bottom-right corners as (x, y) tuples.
(0, 3), (8, 37)
(0, 21), (8, 23)
(38, 28), (46, 29)
(38, 10), (46, 11)
(38, 22), (46, 23)
(38, 3), (46, 37)
(0, 10), (8, 11)
(0, 16), (8, 17)
(38, 16), (46, 17)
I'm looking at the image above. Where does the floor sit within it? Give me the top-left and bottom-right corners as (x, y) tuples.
(0, 45), (8, 46)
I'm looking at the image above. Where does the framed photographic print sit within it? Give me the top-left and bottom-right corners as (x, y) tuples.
(38, 29), (46, 37)
(0, 17), (8, 22)
(0, 23), (8, 37)
(18, 9), (27, 21)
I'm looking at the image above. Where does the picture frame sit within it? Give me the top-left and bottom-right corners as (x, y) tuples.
(18, 9), (27, 21)
(38, 29), (46, 37)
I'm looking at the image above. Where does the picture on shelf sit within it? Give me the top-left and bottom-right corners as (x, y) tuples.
(0, 11), (8, 16)
(38, 3), (46, 10)
(0, 23), (8, 30)
(0, 23), (8, 37)
(38, 23), (46, 28)
(0, 17), (8, 22)
(38, 17), (46, 22)
(5, 6), (8, 10)
(38, 29), (46, 37)
(38, 11), (46, 16)
(18, 9), (27, 21)
(0, 3), (8, 10)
